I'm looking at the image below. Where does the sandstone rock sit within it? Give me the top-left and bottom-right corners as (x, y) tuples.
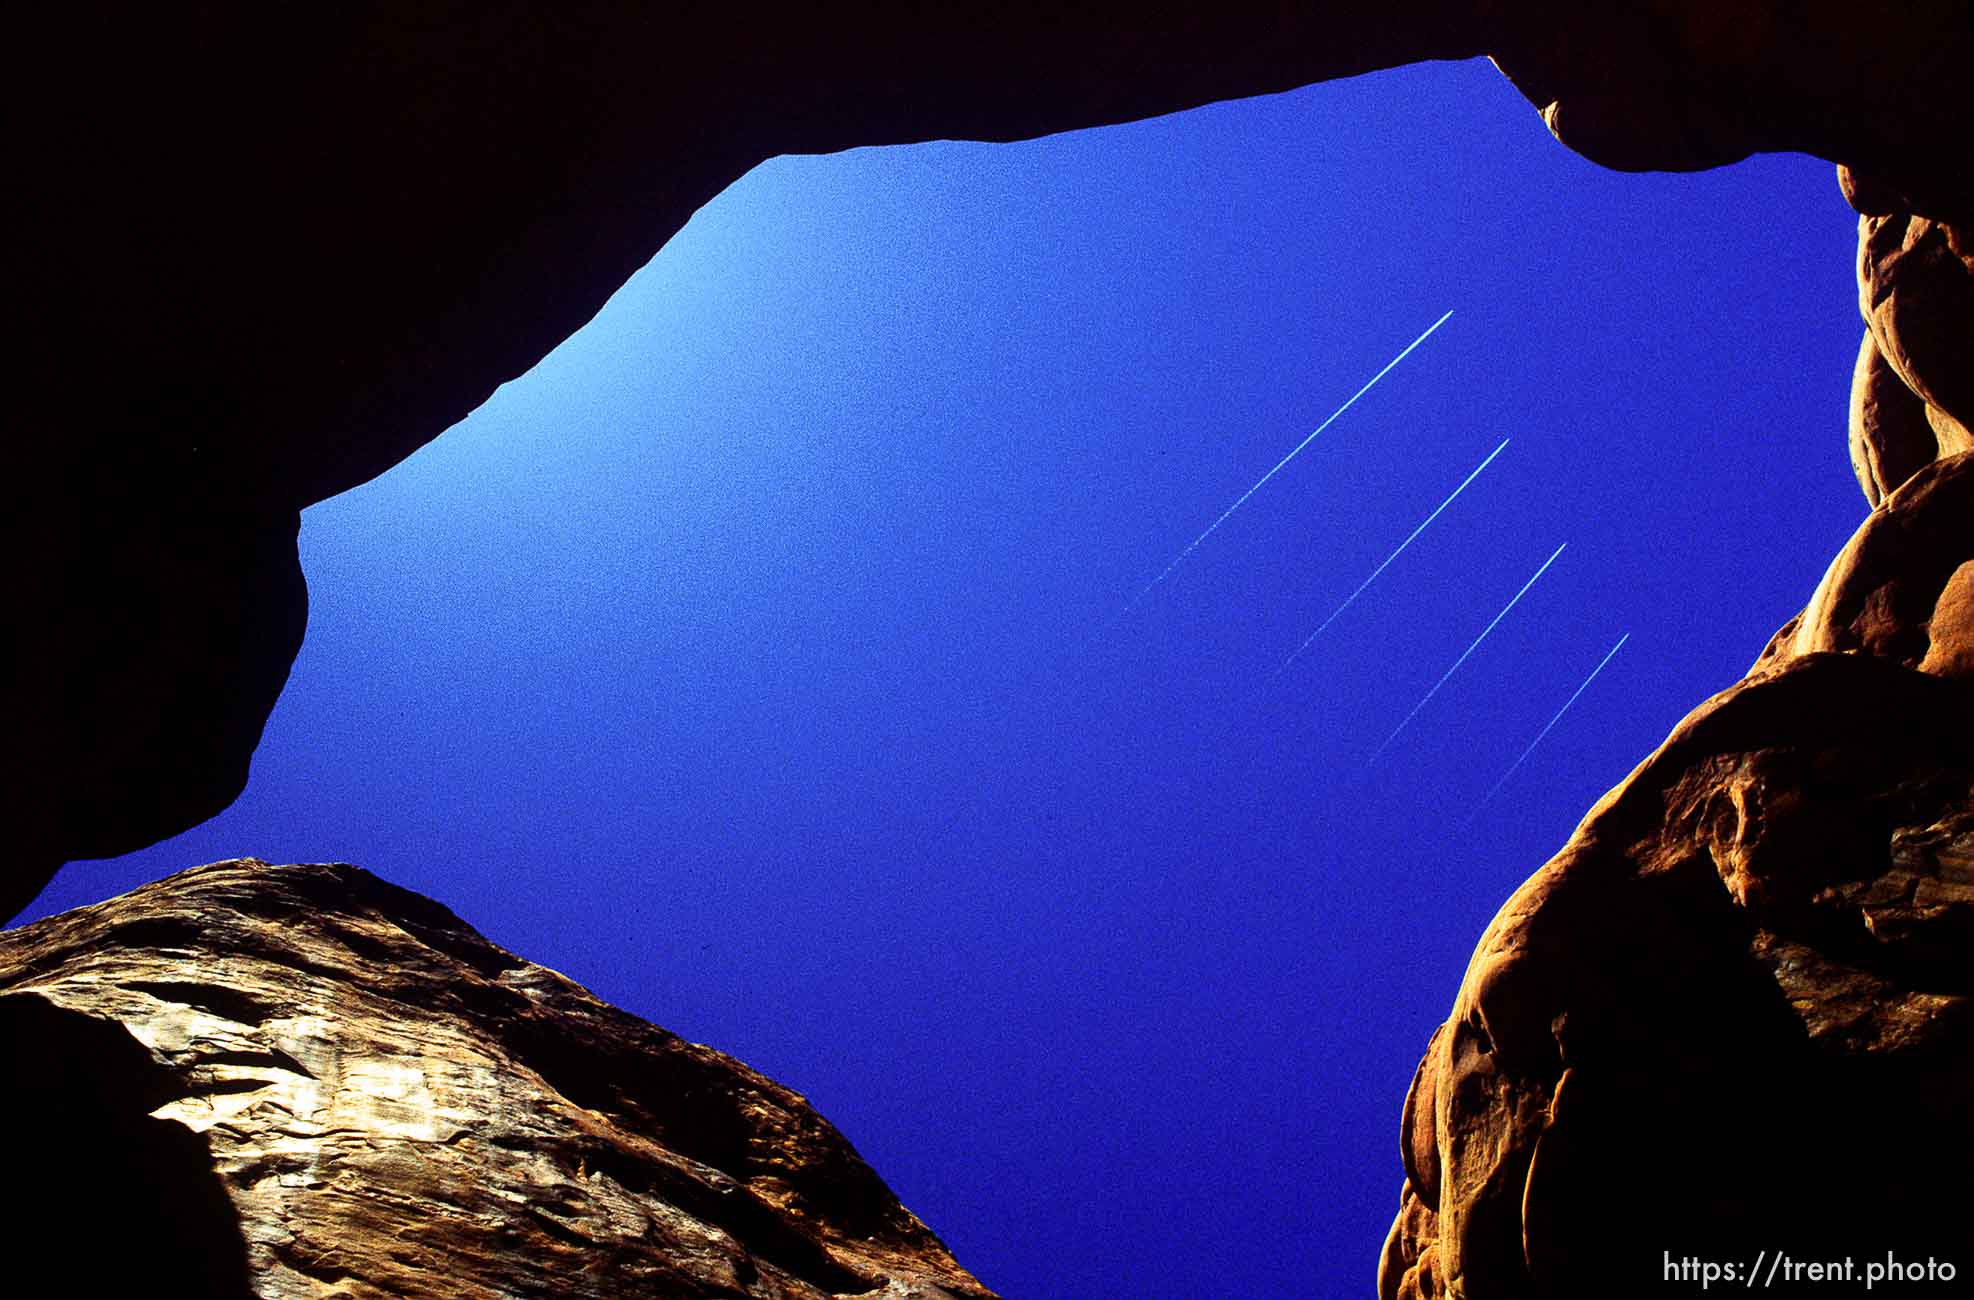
(1390, 211), (1974, 1288)
(0, 859), (995, 1300)
(10, 7), (1974, 1277)
(1382, 589), (1974, 1296)
(1848, 327), (1939, 507)
(1860, 212), (1974, 402)
(1760, 451), (1974, 677)
(1852, 210), (1974, 494)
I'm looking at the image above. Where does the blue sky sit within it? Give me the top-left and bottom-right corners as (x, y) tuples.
(28, 58), (1866, 1297)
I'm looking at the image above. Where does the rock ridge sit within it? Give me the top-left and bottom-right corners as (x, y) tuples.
(1380, 481), (1974, 1296)
(0, 858), (995, 1300)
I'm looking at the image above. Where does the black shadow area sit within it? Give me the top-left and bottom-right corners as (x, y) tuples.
(0, 992), (253, 1298)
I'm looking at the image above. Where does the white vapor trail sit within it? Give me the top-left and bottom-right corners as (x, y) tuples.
(1272, 436), (1510, 683)
(1474, 631), (1631, 811)
(1369, 541), (1567, 768)
(1122, 309), (1455, 612)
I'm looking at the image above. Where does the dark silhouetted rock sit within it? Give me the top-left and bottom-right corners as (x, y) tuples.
(0, 5), (1500, 915)
(1488, 1), (1974, 220)
(0, 993), (257, 1299)
(9, 9), (1974, 1283)
(10, 2), (1974, 915)
(0, 859), (995, 1299)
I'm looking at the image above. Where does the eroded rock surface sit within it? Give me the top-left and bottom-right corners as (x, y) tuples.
(1383, 13), (1974, 1289)
(0, 859), (994, 1300)
(1381, 481), (1974, 1296)
(1849, 208), (1974, 505)
(11, 6), (1974, 1281)
(1387, 142), (1974, 1288)
(1764, 453), (1974, 674)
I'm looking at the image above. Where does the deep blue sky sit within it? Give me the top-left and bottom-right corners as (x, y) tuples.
(27, 59), (1865, 1297)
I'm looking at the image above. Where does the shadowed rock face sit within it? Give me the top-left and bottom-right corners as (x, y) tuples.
(1487, 1), (1974, 218)
(0, 859), (994, 1299)
(1383, 133), (1974, 1290)
(9, 7), (1974, 1289)
(8, 1), (1974, 915)
(1380, 464), (1974, 1299)
(0, 994), (257, 1298)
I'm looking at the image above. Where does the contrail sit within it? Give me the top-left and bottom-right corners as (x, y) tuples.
(1368, 541), (1567, 768)
(1272, 436), (1510, 683)
(1473, 631), (1630, 811)
(1122, 309), (1455, 612)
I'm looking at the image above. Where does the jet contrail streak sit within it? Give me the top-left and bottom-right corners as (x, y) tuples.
(1369, 541), (1567, 767)
(1123, 309), (1455, 611)
(1272, 436), (1510, 682)
(1475, 631), (1630, 810)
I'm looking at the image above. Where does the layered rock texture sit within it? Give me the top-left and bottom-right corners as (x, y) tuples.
(1850, 204), (1974, 505)
(11, 5), (1974, 1294)
(0, 859), (993, 1300)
